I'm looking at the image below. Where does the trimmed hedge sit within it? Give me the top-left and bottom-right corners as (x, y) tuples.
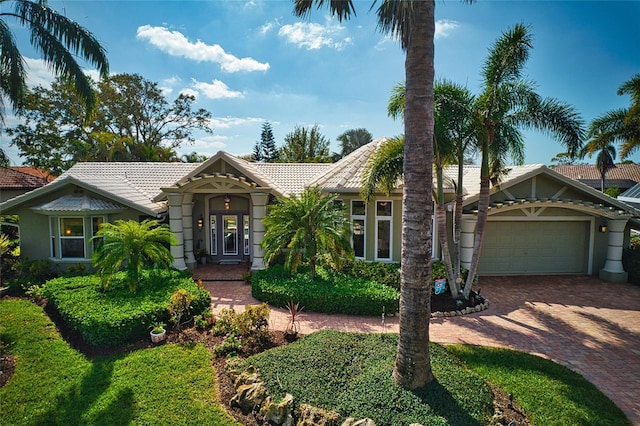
(42, 269), (210, 346)
(251, 265), (400, 315)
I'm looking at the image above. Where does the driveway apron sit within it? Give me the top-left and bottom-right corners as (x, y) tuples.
(204, 274), (640, 424)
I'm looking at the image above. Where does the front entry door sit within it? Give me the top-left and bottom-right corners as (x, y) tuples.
(210, 213), (250, 262)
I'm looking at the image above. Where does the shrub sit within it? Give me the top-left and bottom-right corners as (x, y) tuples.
(42, 269), (210, 345)
(8, 258), (58, 291)
(342, 260), (400, 289)
(211, 304), (271, 356)
(169, 288), (194, 329)
(251, 265), (399, 315)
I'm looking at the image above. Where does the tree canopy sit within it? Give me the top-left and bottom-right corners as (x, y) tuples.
(6, 73), (213, 174)
(279, 124), (332, 163)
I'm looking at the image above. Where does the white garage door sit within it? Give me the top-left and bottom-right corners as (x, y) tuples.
(478, 221), (589, 275)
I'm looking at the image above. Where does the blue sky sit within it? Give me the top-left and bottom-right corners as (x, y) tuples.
(2, 0), (639, 166)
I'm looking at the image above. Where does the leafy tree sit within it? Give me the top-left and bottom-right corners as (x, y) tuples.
(336, 128), (373, 158)
(295, 0), (437, 388)
(0, 148), (10, 167)
(279, 124), (331, 163)
(261, 187), (353, 279)
(92, 219), (176, 293)
(181, 151), (208, 163)
(0, 0), (108, 124)
(7, 73), (213, 173)
(463, 23), (584, 297)
(550, 151), (576, 166)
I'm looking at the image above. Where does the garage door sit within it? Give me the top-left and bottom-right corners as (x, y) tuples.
(478, 221), (589, 275)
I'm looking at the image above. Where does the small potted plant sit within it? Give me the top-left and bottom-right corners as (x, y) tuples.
(150, 322), (167, 343)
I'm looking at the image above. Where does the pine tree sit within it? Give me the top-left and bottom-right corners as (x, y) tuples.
(260, 122), (279, 162)
(252, 142), (263, 162)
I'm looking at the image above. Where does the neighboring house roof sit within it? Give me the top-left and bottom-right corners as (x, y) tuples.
(552, 164), (640, 186)
(0, 166), (50, 190)
(10, 166), (56, 182)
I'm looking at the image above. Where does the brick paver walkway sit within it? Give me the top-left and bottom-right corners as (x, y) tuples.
(200, 269), (640, 424)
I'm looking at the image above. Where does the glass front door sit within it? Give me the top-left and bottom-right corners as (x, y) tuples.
(209, 212), (250, 262)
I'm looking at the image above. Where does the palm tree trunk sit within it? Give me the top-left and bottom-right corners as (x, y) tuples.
(393, 0), (435, 390)
(453, 154), (465, 286)
(463, 143), (490, 298)
(435, 167), (457, 296)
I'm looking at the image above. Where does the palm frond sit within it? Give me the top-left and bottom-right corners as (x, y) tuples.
(293, 0), (356, 21)
(360, 136), (404, 202)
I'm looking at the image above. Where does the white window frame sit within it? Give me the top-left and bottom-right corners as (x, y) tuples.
(375, 200), (393, 261)
(351, 200), (367, 259)
(243, 215), (250, 256)
(58, 217), (86, 259)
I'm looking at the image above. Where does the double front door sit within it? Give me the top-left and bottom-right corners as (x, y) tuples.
(210, 213), (250, 262)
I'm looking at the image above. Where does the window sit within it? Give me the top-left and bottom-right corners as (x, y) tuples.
(59, 217), (85, 258)
(210, 215), (217, 255)
(351, 200), (366, 259)
(92, 216), (104, 253)
(243, 215), (250, 256)
(375, 201), (392, 260)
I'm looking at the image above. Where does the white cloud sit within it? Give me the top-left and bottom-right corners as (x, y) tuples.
(209, 116), (263, 129)
(435, 20), (460, 39)
(136, 25), (270, 73)
(179, 88), (199, 98)
(23, 58), (56, 88)
(278, 20), (352, 50)
(191, 79), (244, 100)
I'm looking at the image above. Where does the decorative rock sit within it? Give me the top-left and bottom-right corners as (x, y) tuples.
(230, 381), (267, 413)
(341, 418), (376, 426)
(297, 403), (340, 426)
(261, 393), (295, 426)
(234, 365), (261, 388)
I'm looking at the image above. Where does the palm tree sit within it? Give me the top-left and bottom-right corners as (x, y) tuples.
(294, 0), (436, 389)
(336, 128), (373, 158)
(0, 147), (10, 167)
(463, 23), (584, 298)
(92, 219), (176, 293)
(0, 0), (109, 123)
(383, 80), (476, 297)
(580, 137), (616, 192)
(261, 187), (353, 279)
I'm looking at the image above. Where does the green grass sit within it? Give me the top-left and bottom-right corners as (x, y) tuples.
(242, 330), (494, 426)
(0, 298), (238, 426)
(447, 345), (630, 426)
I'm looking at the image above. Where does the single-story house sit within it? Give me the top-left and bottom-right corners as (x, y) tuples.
(1, 139), (638, 283)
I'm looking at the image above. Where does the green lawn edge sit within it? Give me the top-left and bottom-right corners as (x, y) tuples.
(0, 298), (238, 426)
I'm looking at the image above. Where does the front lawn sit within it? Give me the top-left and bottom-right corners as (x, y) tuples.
(0, 298), (237, 426)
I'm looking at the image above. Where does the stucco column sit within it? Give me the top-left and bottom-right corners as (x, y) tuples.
(250, 192), (269, 270)
(167, 192), (187, 270)
(181, 193), (196, 270)
(460, 218), (476, 270)
(599, 218), (629, 283)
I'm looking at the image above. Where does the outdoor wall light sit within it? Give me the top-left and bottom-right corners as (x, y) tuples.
(197, 215), (204, 230)
(599, 224), (607, 233)
(224, 194), (230, 210)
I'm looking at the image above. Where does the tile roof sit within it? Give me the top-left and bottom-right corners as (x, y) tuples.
(251, 162), (331, 195)
(10, 166), (56, 182)
(0, 167), (50, 189)
(32, 193), (124, 212)
(308, 138), (390, 191)
(551, 164), (640, 182)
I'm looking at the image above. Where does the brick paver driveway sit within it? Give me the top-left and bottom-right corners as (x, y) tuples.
(205, 275), (640, 424)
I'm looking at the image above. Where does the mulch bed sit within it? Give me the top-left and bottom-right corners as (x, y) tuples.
(0, 294), (529, 426)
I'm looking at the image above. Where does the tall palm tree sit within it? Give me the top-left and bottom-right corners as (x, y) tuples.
(463, 23), (584, 297)
(0, 0), (109, 123)
(261, 187), (353, 279)
(92, 219), (176, 293)
(294, 0), (437, 388)
(384, 80), (476, 297)
(580, 137), (616, 192)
